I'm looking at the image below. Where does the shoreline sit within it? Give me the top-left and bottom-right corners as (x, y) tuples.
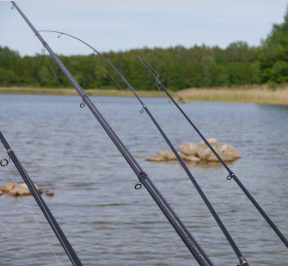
(0, 87), (173, 98)
(1, 86), (288, 105)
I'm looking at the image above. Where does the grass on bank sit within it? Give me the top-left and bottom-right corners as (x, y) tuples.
(1, 84), (288, 105)
(0, 87), (175, 98)
(177, 84), (288, 105)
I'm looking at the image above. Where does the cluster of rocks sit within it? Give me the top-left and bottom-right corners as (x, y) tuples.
(0, 183), (54, 197)
(146, 138), (241, 163)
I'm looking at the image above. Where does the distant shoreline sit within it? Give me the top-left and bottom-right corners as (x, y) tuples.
(0, 87), (172, 98)
(1, 86), (288, 105)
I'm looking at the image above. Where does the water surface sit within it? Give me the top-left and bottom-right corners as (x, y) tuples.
(0, 94), (287, 265)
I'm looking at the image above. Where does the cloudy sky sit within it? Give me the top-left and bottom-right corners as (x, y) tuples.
(0, 1), (287, 56)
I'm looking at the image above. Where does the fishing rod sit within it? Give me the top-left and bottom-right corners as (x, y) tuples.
(11, 2), (214, 265)
(0, 131), (83, 266)
(33, 31), (250, 266)
(139, 56), (288, 249)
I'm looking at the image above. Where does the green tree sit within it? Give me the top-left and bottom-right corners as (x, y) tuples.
(167, 61), (185, 90)
(260, 5), (288, 83)
(183, 62), (204, 88)
(228, 62), (252, 85)
(201, 56), (214, 86)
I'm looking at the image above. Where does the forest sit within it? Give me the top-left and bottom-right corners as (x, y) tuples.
(1, 8), (288, 91)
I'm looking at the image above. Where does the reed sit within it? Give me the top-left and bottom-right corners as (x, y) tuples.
(178, 84), (288, 105)
(1, 85), (288, 105)
(0, 87), (176, 98)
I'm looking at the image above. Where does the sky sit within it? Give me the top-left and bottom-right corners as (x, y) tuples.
(0, 1), (288, 57)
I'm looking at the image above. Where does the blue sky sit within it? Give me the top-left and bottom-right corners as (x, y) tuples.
(1, 1), (288, 56)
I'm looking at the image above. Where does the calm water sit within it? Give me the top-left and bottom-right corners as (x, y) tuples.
(0, 94), (287, 266)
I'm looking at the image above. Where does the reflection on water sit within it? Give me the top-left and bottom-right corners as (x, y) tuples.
(0, 95), (287, 266)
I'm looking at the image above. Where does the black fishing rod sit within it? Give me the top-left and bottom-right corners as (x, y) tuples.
(139, 56), (288, 249)
(0, 131), (83, 266)
(11, 2), (214, 265)
(34, 31), (249, 266)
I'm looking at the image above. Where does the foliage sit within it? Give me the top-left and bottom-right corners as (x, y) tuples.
(1, 6), (288, 90)
(259, 6), (288, 84)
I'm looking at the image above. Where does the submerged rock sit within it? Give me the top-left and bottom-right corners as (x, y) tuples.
(10, 186), (32, 197)
(158, 150), (186, 160)
(146, 156), (164, 162)
(158, 150), (177, 160)
(184, 155), (201, 162)
(45, 190), (54, 197)
(1, 182), (45, 197)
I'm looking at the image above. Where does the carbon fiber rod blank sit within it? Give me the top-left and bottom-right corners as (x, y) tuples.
(11, 2), (214, 265)
(0, 131), (83, 266)
(28, 29), (248, 265)
(139, 56), (288, 249)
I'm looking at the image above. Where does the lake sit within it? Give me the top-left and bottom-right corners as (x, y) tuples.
(0, 94), (287, 266)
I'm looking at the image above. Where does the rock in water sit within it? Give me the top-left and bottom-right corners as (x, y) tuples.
(158, 150), (185, 160)
(199, 138), (218, 145)
(196, 144), (212, 160)
(146, 156), (164, 162)
(214, 143), (241, 159)
(157, 151), (167, 158)
(19, 183), (43, 194)
(184, 155), (201, 162)
(179, 142), (198, 156)
(45, 190), (54, 197)
(9, 186), (32, 197)
(208, 151), (234, 162)
(225, 144), (241, 158)
(178, 152), (187, 159)
(4, 183), (15, 192)
(0, 190), (3, 196)
(8, 183), (43, 197)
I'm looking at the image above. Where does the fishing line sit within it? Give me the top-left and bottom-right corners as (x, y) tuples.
(39, 31), (191, 177)
(0, 19), (68, 266)
(2, 24), (83, 264)
(3, 39), (154, 262)
(43, 53), (160, 257)
(92, 54), (129, 97)
(88, 51), (199, 260)
(139, 56), (288, 249)
(38, 30), (167, 99)
(36, 30), (248, 265)
(12, 4), (218, 263)
(39, 31), (197, 259)
(43, 50), (189, 264)
(1, 155), (62, 266)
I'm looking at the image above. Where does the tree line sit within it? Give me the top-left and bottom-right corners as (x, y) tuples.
(1, 7), (287, 91)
